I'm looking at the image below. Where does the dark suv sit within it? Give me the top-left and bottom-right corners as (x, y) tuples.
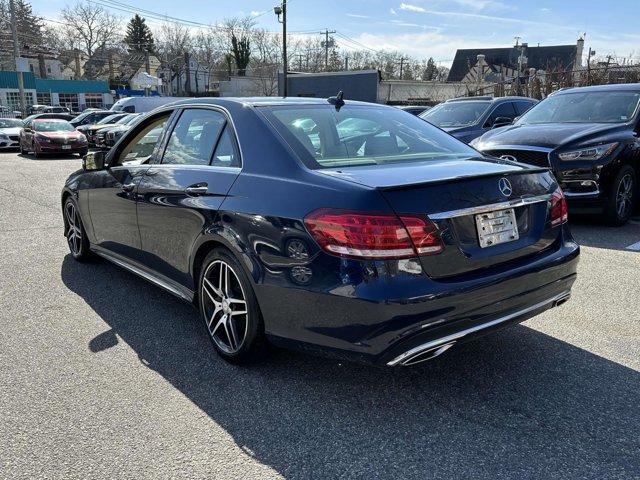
(472, 84), (640, 225)
(420, 96), (537, 144)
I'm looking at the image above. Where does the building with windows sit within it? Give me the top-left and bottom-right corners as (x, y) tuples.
(0, 71), (113, 112)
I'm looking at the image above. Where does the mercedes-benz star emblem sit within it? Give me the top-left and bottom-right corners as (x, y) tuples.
(500, 154), (518, 162)
(498, 177), (513, 197)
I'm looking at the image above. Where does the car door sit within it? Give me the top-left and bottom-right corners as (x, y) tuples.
(87, 111), (173, 260)
(136, 107), (241, 289)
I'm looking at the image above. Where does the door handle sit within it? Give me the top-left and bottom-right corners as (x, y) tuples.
(185, 183), (209, 196)
(122, 182), (136, 193)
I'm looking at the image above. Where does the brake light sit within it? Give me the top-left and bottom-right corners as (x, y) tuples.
(550, 187), (568, 226)
(304, 209), (443, 260)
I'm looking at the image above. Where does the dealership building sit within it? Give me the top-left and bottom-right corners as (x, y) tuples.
(0, 71), (114, 111)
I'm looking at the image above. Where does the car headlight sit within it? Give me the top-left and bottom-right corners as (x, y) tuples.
(36, 134), (51, 143)
(78, 134), (87, 143)
(558, 142), (619, 161)
(0, 134), (8, 141)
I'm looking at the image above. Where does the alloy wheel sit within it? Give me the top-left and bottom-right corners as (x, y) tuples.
(616, 173), (634, 219)
(201, 260), (249, 354)
(65, 201), (82, 256)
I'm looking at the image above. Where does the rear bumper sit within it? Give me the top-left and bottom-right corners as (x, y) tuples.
(260, 237), (580, 366)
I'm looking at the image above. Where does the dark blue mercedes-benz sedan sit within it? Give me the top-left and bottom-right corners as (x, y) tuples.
(61, 96), (579, 366)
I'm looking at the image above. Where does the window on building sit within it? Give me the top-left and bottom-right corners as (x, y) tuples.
(6, 91), (34, 110)
(84, 93), (103, 109)
(58, 93), (79, 112)
(37, 93), (51, 106)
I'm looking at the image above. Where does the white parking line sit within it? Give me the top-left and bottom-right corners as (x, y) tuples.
(626, 240), (640, 251)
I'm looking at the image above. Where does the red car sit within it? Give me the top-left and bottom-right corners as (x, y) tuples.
(20, 119), (88, 158)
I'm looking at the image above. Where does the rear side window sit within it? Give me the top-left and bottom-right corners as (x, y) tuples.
(211, 126), (240, 167)
(162, 109), (226, 165)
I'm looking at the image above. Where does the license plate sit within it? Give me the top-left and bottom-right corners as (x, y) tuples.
(61, 145), (71, 150)
(475, 208), (519, 248)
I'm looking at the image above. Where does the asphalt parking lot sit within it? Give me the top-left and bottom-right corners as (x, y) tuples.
(0, 151), (638, 479)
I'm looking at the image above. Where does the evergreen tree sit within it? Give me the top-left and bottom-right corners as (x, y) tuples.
(124, 14), (155, 53)
(231, 33), (250, 76)
(423, 57), (438, 81)
(0, 0), (45, 50)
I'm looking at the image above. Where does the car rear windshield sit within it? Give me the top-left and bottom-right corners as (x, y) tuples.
(261, 104), (477, 169)
(517, 90), (640, 124)
(420, 101), (491, 127)
(34, 121), (75, 132)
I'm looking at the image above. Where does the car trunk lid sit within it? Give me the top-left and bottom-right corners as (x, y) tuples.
(319, 156), (559, 279)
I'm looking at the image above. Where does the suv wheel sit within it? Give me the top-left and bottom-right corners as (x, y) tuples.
(198, 248), (266, 364)
(604, 165), (636, 226)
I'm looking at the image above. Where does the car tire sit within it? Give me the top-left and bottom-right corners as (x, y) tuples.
(603, 165), (636, 226)
(63, 197), (92, 262)
(198, 248), (267, 365)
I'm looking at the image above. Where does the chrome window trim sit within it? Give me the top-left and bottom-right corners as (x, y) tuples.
(387, 291), (571, 366)
(428, 193), (551, 220)
(482, 145), (553, 153)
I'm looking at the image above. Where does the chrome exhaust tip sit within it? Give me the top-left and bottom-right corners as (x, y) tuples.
(553, 293), (571, 308)
(399, 341), (456, 366)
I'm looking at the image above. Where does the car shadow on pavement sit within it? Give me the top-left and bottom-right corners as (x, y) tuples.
(569, 218), (640, 252)
(60, 255), (639, 479)
(17, 153), (81, 161)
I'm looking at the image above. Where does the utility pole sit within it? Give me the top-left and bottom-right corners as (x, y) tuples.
(399, 57), (406, 79)
(274, 1), (287, 96)
(344, 55), (349, 71)
(9, 0), (26, 116)
(321, 29), (336, 71)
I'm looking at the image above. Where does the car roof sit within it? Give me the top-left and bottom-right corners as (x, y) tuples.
(445, 96), (536, 104)
(167, 97), (376, 108)
(554, 83), (640, 94)
(33, 118), (67, 122)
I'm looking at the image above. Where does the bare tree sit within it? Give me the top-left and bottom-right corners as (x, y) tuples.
(60, 2), (121, 59)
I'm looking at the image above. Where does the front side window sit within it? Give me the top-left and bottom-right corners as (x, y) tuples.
(118, 116), (169, 164)
(485, 102), (517, 127)
(263, 104), (477, 169)
(162, 109), (226, 166)
(518, 91), (640, 124)
(420, 101), (491, 128)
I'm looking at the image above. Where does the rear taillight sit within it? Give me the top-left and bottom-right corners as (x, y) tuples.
(304, 209), (443, 260)
(550, 187), (568, 226)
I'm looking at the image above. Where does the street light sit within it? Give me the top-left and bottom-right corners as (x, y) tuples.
(274, 1), (287, 96)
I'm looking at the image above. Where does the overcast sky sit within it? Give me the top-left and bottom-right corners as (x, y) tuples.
(33, 0), (640, 66)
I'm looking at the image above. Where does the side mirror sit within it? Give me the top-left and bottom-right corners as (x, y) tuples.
(83, 150), (107, 171)
(492, 117), (513, 129)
